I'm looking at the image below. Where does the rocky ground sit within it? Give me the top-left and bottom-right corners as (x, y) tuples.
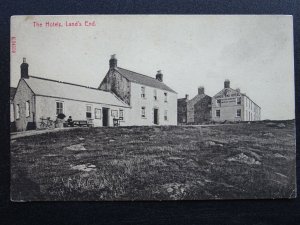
(10, 120), (296, 201)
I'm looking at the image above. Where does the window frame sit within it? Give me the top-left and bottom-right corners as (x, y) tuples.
(86, 105), (92, 119)
(16, 104), (20, 120)
(25, 100), (30, 117)
(119, 109), (124, 120)
(141, 86), (146, 98)
(164, 110), (168, 121)
(216, 109), (220, 117)
(94, 108), (101, 119)
(236, 97), (241, 105)
(236, 109), (241, 117)
(56, 101), (64, 115)
(164, 92), (168, 102)
(141, 106), (146, 118)
(154, 89), (157, 101)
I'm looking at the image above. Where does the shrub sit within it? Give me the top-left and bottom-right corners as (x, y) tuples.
(57, 113), (66, 119)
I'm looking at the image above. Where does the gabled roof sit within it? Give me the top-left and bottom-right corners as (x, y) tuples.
(23, 76), (130, 108)
(188, 94), (211, 105)
(116, 67), (177, 93)
(10, 87), (17, 100)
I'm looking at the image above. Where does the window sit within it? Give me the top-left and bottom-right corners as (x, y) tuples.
(236, 109), (241, 117)
(164, 92), (168, 102)
(26, 101), (30, 117)
(216, 110), (220, 117)
(56, 101), (64, 115)
(216, 99), (221, 107)
(86, 105), (92, 118)
(16, 104), (20, 119)
(237, 97), (241, 105)
(119, 109), (124, 120)
(141, 107), (146, 118)
(141, 86), (146, 98)
(154, 89), (157, 100)
(164, 110), (168, 121)
(95, 108), (101, 119)
(111, 110), (118, 118)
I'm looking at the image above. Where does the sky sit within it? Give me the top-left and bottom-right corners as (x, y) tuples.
(11, 15), (295, 120)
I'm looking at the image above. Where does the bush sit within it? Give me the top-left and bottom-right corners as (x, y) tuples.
(57, 113), (66, 119)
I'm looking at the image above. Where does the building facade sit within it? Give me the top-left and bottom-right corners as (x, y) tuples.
(12, 56), (177, 131)
(177, 87), (211, 125)
(99, 55), (177, 126)
(211, 79), (261, 122)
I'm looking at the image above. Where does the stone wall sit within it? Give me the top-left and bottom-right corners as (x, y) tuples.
(177, 98), (187, 124)
(99, 69), (131, 105)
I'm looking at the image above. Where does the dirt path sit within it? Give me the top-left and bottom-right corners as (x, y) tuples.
(10, 127), (87, 140)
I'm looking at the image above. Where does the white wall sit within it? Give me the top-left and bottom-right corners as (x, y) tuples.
(35, 96), (130, 128)
(128, 82), (177, 126)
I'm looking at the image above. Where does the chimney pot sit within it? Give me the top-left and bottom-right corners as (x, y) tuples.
(20, 57), (29, 79)
(224, 79), (230, 88)
(109, 54), (117, 69)
(185, 94), (189, 100)
(156, 70), (163, 82)
(198, 86), (205, 95)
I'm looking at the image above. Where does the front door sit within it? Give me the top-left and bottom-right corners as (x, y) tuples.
(102, 108), (109, 126)
(154, 108), (159, 125)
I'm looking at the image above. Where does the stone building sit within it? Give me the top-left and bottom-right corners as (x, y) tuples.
(211, 79), (261, 122)
(11, 56), (177, 131)
(177, 87), (212, 125)
(99, 55), (177, 126)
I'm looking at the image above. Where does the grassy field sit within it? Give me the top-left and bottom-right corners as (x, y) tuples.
(11, 120), (296, 201)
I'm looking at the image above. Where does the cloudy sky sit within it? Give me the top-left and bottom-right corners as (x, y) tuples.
(11, 15), (295, 120)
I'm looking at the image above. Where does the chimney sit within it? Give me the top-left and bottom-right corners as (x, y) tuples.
(224, 79), (230, 88)
(185, 94), (189, 100)
(20, 57), (29, 79)
(236, 88), (240, 94)
(109, 54), (117, 69)
(198, 86), (205, 95)
(156, 70), (163, 82)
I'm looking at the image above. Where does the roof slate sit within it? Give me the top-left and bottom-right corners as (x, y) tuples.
(24, 76), (130, 108)
(116, 67), (177, 93)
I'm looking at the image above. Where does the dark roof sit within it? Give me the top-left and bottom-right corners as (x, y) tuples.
(116, 67), (177, 93)
(10, 87), (17, 100)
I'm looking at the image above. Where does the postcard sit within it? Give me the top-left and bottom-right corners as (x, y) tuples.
(10, 15), (296, 201)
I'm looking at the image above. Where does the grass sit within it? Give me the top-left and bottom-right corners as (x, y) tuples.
(10, 120), (296, 201)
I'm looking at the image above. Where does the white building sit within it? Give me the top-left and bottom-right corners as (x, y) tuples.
(211, 79), (261, 122)
(12, 56), (177, 131)
(99, 55), (177, 126)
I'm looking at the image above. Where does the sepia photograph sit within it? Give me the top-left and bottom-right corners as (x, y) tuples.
(10, 15), (296, 201)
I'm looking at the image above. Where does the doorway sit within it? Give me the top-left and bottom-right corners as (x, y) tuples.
(102, 107), (109, 126)
(154, 108), (159, 125)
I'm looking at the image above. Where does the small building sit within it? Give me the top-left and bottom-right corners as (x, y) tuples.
(211, 79), (261, 122)
(12, 58), (130, 131)
(99, 55), (177, 126)
(177, 87), (212, 125)
(12, 56), (178, 131)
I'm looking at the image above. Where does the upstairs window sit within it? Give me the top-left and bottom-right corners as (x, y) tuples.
(216, 109), (220, 117)
(86, 105), (92, 118)
(56, 101), (64, 115)
(237, 97), (241, 105)
(16, 104), (20, 119)
(141, 107), (146, 118)
(141, 86), (146, 98)
(216, 99), (221, 107)
(26, 101), (30, 117)
(164, 92), (168, 102)
(236, 109), (241, 117)
(154, 89), (157, 101)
